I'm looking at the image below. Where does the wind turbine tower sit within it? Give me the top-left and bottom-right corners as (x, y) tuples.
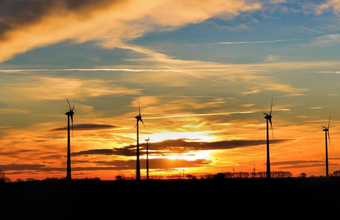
(65, 98), (75, 181)
(322, 116), (331, 178)
(263, 99), (274, 179)
(145, 137), (150, 180)
(135, 97), (145, 181)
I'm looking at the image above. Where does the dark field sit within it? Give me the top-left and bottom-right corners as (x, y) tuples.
(1, 178), (340, 218)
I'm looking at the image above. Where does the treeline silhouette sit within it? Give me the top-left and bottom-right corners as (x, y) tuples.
(115, 171), (293, 180)
(5, 169), (340, 183)
(213, 171), (293, 179)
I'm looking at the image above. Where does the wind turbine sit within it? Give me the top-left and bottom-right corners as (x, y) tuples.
(253, 164), (256, 178)
(135, 96), (145, 181)
(65, 98), (75, 181)
(145, 137), (150, 180)
(322, 116), (331, 178)
(263, 99), (274, 179)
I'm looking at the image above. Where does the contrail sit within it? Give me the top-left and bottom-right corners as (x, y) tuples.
(0, 68), (226, 73)
(39, 85), (56, 99)
(218, 38), (300, 45)
(144, 110), (258, 120)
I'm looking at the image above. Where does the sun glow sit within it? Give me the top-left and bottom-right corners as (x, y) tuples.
(146, 131), (216, 143)
(151, 150), (212, 161)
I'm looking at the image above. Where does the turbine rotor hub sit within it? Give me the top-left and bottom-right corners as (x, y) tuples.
(66, 111), (74, 116)
(264, 115), (272, 119)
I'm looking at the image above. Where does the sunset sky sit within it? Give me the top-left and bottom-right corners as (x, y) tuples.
(1, 0), (340, 180)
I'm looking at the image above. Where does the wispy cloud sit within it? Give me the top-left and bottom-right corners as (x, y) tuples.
(0, 76), (140, 101)
(269, 0), (286, 3)
(51, 123), (118, 131)
(217, 38), (300, 45)
(144, 110), (258, 120)
(94, 158), (211, 170)
(310, 107), (324, 110)
(315, 0), (340, 15)
(0, 159), (211, 172)
(318, 70), (340, 74)
(271, 159), (340, 169)
(265, 55), (280, 62)
(310, 34), (340, 46)
(72, 138), (289, 157)
(0, 0), (262, 62)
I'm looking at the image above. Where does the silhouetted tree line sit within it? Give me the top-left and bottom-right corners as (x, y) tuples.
(213, 171), (293, 179)
(113, 171), (293, 181)
(331, 170), (340, 177)
(0, 169), (11, 183)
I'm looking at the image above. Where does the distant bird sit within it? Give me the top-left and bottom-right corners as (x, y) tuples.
(322, 116), (331, 178)
(65, 98), (75, 181)
(145, 137), (150, 180)
(135, 96), (145, 181)
(263, 99), (274, 179)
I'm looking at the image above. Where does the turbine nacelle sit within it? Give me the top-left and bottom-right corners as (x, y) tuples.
(322, 116), (331, 148)
(66, 98), (75, 136)
(66, 98), (75, 116)
(65, 111), (74, 116)
(322, 116), (331, 132)
(263, 112), (272, 120)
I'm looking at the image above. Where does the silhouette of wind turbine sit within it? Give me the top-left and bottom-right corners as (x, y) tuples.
(322, 116), (331, 178)
(145, 137), (150, 180)
(65, 98), (75, 181)
(263, 99), (274, 179)
(135, 96), (145, 181)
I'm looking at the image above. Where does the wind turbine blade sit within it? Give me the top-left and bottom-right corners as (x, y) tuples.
(328, 130), (331, 146)
(328, 116), (331, 130)
(269, 98), (273, 116)
(269, 118), (274, 140)
(263, 112), (268, 116)
(72, 101), (75, 111)
(141, 119), (146, 127)
(138, 96), (141, 116)
(66, 98), (72, 110)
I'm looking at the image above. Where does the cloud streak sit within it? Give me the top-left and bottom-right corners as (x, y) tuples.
(72, 138), (289, 157)
(271, 159), (340, 169)
(94, 158), (211, 170)
(310, 34), (340, 46)
(1, 159), (211, 172)
(144, 108), (291, 120)
(51, 123), (118, 131)
(218, 38), (300, 45)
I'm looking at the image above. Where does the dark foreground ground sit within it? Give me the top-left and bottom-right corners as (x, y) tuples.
(1, 178), (340, 218)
